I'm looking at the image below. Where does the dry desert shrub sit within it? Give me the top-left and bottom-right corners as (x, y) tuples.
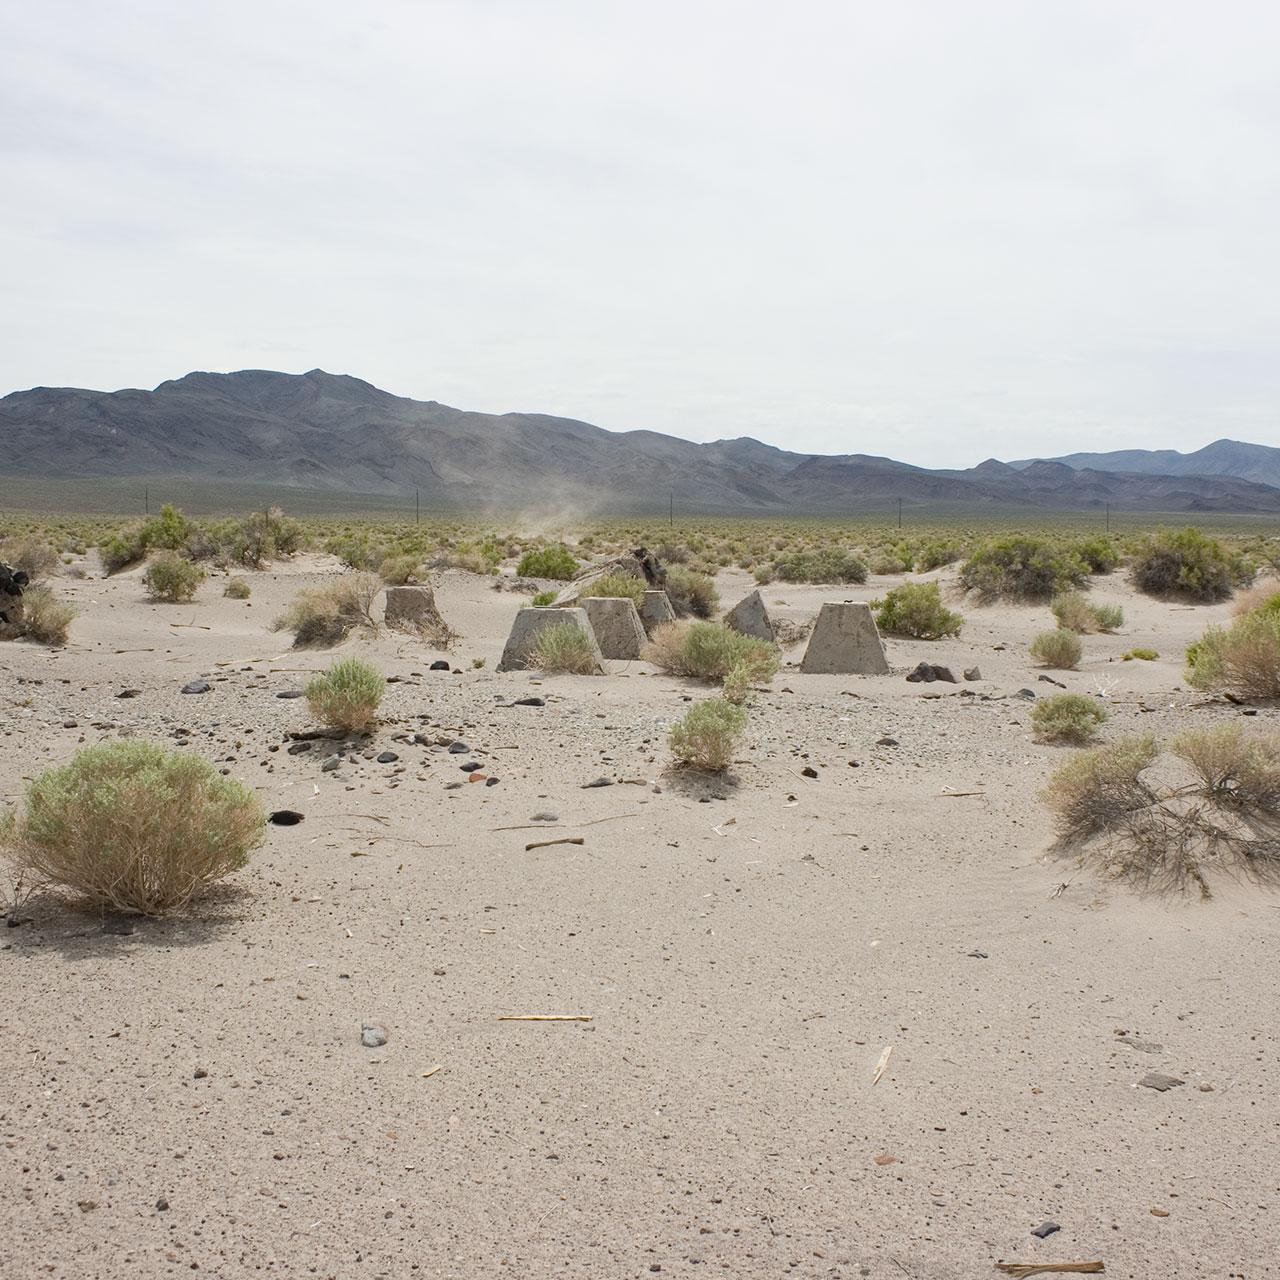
(530, 622), (600, 674)
(1170, 725), (1280, 814)
(578, 572), (647, 608)
(872, 581), (963, 639)
(275, 573), (379, 646)
(0, 741), (264, 915)
(1231, 582), (1280, 619)
(1185, 611), (1280, 700)
(1043, 734), (1159, 842)
(1029, 628), (1083, 669)
(379, 554), (422, 585)
(0, 535), (60, 580)
(1031, 693), (1108, 744)
(143, 552), (205, 602)
(668, 698), (747, 772)
(663, 565), (720, 618)
(19, 585), (75, 645)
(305, 657), (386, 731)
(1130, 527), (1250, 602)
(644, 621), (780, 685)
(224, 577), (251, 599)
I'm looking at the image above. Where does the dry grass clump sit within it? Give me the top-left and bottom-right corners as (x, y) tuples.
(1029, 628), (1083, 669)
(1185, 610), (1280, 700)
(143, 552), (205, 602)
(0, 741), (264, 915)
(664, 566), (719, 618)
(530, 622), (601, 674)
(644, 621), (780, 685)
(379, 553), (422, 585)
(1051, 592), (1123, 634)
(274, 573), (379, 646)
(1044, 730), (1280, 897)
(18, 585), (75, 645)
(579, 572), (647, 607)
(1231, 582), (1280, 618)
(1031, 693), (1108, 744)
(305, 657), (386, 731)
(224, 577), (251, 599)
(0, 535), (60, 580)
(669, 698), (747, 771)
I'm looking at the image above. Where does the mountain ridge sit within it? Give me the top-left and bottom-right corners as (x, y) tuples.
(4, 368), (1280, 513)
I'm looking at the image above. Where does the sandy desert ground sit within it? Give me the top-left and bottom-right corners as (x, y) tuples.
(2, 555), (1278, 1279)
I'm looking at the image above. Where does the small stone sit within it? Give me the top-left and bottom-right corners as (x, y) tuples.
(1015, 688), (1037, 700)
(800, 766), (819, 779)
(1139, 1072), (1184, 1092)
(448, 741), (470, 753)
(1031, 1221), (1060, 1238)
(430, 660), (451, 671)
(461, 761), (482, 773)
(62, 719), (78, 728)
(156, 1197), (170, 1211)
(275, 689), (305, 699)
(531, 812), (558, 822)
(967, 950), (988, 959)
(268, 810), (305, 826)
(485, 777), (499, 786)
(582, 777), (614, 788)
(376, 751), (399, 763)
(321, 755), (341, 772)
(360, 1023), (388, 1048)
(193, 1068), (208, 1079)
(875, 736), (898, 747)
(1038, 674), (1067, 688)
(116, 689), (142, 699)
(287, 741), (312, 755)
(513, 697), (545, 707)
(181, 680), (212, 695)
(1198, 1083), (1215, 1092)
(963, 667), (981, 681)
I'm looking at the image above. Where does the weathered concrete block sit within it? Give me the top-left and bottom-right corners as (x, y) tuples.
(799, 602), (890, 675)
(723, 589), (774, 641)
(383, 585), (440, 628)
(580, 596), (647, 659)
(496, 607), (605, 673)
(638, 590), (676, 635)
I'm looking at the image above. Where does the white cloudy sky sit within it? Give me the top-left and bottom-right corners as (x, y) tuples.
(3, 0), (1278, 466)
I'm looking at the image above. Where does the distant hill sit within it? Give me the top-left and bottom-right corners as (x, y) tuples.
(1014, 439), (1280, 491)
(4, 369), (1280, 513)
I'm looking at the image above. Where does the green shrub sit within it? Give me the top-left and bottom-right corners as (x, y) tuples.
(664, 566), (720, 618)
(234, 507), (304, 566)
(18, 585), (75, 645)
(645, 621), (780, 684)
(959, 538), (1088, 602)
(517, 544), (579, 580)
(0, 741), (264, 915)
(531, 590), (557, 607)
(1030, 628), (1083, 669)
(143, 552), (205, 602)
(379, 554), (420, 585)
(668, 698), (747, 771)
(140, 504), (193, 552)
(579, 572), (646, 607)
(773, 548), (868, 584)
(1075, 537), (1120, 574)
(274, 574), (380, 646)
(529, 622), (600, 674)
(305, 657), (386, 731)
(1131, 527), (1251, 603)
(1031, 693), (1109, 744)
(1050, 592), (1123, 634)
(100, 526), (148, 574)
(915, 541), (962, 571)
(1093, 603), (1124, 632)
(1123, 647), (1159, 661)
(1185, 610), (1280, 699)
(224, 577), (251, 599)
(872, 581), (963, 639)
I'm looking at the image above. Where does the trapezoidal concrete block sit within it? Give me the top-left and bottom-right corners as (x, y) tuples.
(723, 589), (775, 641)
(799, 602), (890, 675)
(580, 596), (647, 659)
(383, 585), (441, 628)
(638, 590), (676, 635)
(496, 607), (605, 673)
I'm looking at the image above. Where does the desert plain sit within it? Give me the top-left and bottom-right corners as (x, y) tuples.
(2, 546), (1278, 1280)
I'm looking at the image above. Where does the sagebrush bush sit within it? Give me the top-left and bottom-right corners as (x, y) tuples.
(915, 541), (962, 571)
(100, 526), (148, 574)
(1171, 725), (1280, 813)
(1050, 592), (1123, 634)
(772, 548), (868, 584)
(664, 566), (719, 618)
(19, 585), (75, 645)
(143, 552), (205, 602)
(224, 577), (251, 599)
(959, 538), (1088, 602)
(0, 536), (60, 580)
(379, 553), (421, 585)
(1131, 527), (1251, 602)
(644, 621), (780, 684)
(1042, 735), (1158, 841)
(1031, 693), (1108, 744)
(1093, 603), (1124, 632)
(1185, 610), (1280, 699)
(1123, 647), (1159, 661)
(1075, 537), (1120, 574)
(275, 573), (380, 645)
(305, 657), (386, 731)
(873, 581), (962, 639)
(0, 741), (264, 915)
(530, 622), (601, 674)
(517, 544), (579, 580)
(579, 572), (646, 607)
(1030, 628), (1083, 669)
(531, 590), (556, 607)
(668, 698), (747, 771)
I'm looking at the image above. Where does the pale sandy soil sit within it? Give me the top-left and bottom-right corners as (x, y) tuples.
(2, 557), (1278, 1279)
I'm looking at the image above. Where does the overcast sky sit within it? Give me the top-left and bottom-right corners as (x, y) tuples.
(3, 1), (1278, 467)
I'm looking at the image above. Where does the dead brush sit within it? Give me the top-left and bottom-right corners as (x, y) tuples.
(274, 573), (379, 646)
(1044, 729), (1280, 897)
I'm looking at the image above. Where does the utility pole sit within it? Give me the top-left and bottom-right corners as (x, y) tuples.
(1106, 503), (1110, 533)
(415, 488), (420, 526)
(145, 486), (149, 516)
(897, 497), (903, 531)
(669, 490), (674, 528)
